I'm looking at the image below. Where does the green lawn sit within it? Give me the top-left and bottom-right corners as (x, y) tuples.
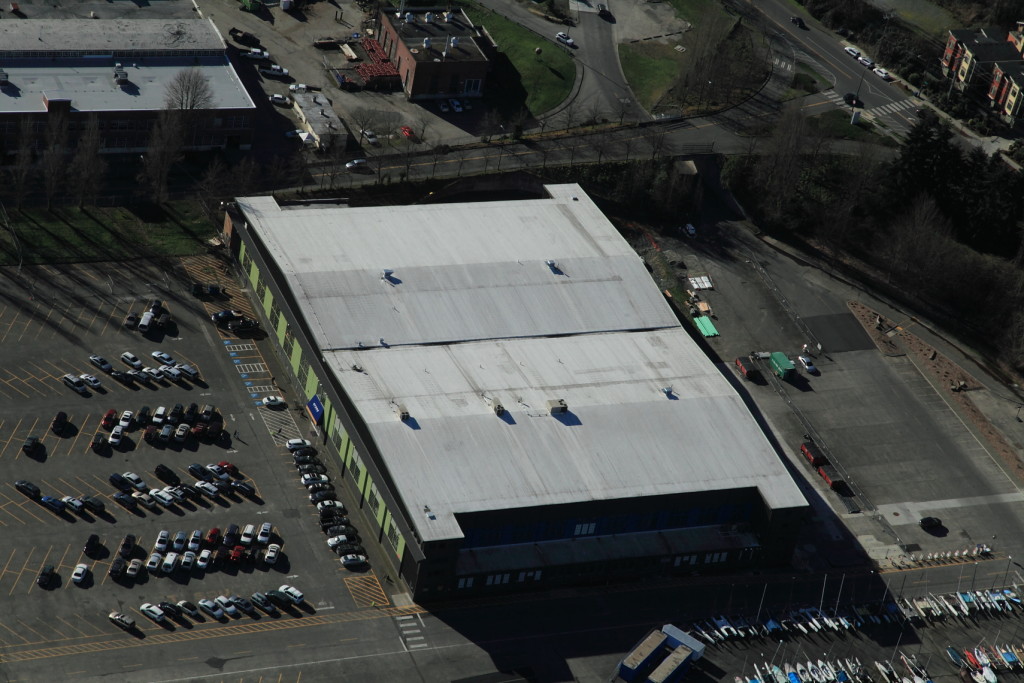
(876, 0), (956, 36)
(618, 42), (685, 112)
(806, 109), (898, 146)
(0, 201), (215, 266)
(664, 0), (725, 24)
(458, 1), (576, 117)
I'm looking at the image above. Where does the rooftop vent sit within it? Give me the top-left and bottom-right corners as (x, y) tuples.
(545, 259), (564, 275)
(493, 402), (505, 416)
(425, 11), (434, 22)
(405, 11), (415, 23)
(424, 505), (436, 521)
(661, 386), (674, 397)
(0, 70), (8, 85)
(113, 67), (129, 84)
(398, 404), (410, 421)
(451, 36), (460, 49)
(444, 11), (454, 22)
(381, 268), (395, 281)
(547, 398), (568, 415)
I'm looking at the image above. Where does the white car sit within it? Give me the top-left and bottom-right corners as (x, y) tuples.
(264, 543), (281, 564)
(269, 93), (292, 106)
(257, 522), (272, 545)
(61, 495), (85, 512)
(260, 64), (289, 77)
(153, 406), (167, 424)
(345, 159), (367, 170)
(133, 491), (157, 510)
(240, 524), (256, 546)
(243, 48), (270, 59)
(151, 351), (175, 366)
(109, 425), (124, 446)
(302, 473), (330, 486)
(163, 486), (186, 503)
(196, 481), (220, 497)
(163, 366), (183, 382)
(317, 500), (345, 512)
(340, 554), (367, 569)
(262, 396), (286, 407)
(284, 129), (305, 139)
(858, 56), (874, 68)
(180, 551), (196, 572)
(327, 535), (354, 548)
(188, 530), (202, 552)
(279, 585), (304, 604)
(360, 129), (379, 145)
(286, 439), (312, 451)
(873, 67), (892, 80)
(215, 595), (238, 616)
(120, 351), (143, 369)
(119, 410), (134, 429)
(555, 31), (575, 47)
(143, 366), (164, 381)
(206, 464), (230, 481)
(438, 100), (450, 113)
(174, 424), (190, 442)
(448, 98), (463, 113)
(146, 553), (162, 572)
(79, 374), (101, 389)
(154, 530), (170, 553)
(89, 354), (113, 373)
(844, 46), (861, 58)
(151, 489), (176, 507)
(162, 552), (179, 573)
(140, 603), (166, 622)
(72, 563), (89, 583)
(288, 83), (308, 92)
(123, 472), (146, 490)
(126, 559), (143, 577)
(197, 549), (213, 569)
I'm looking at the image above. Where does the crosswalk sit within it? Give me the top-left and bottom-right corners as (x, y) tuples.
(773, 56), (793, 72)
(867, 98), (917, 117)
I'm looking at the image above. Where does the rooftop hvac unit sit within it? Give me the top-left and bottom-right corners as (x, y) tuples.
(0, 69), (8, 85)
(493, 402), (505, 416)
(114, 68), (129, 84)
(547, 399), (568, 414)
(423, 37), (431, 50)
(381, 268), (394, 280)
(398, 404), (410, 421)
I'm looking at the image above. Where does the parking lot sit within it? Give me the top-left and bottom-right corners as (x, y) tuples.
(0, 257), (412, 679)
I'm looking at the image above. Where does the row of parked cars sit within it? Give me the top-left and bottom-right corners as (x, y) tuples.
(284, 440), (367, 570)
(62, 349), (199, 395)
(91, 400), (222, 452)
(103, 460), (255, 511)
(135, 585), (305, 625)
(210, 309), (260, 335)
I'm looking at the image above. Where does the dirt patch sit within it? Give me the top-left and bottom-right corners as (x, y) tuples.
(848, 301), (1024, 480)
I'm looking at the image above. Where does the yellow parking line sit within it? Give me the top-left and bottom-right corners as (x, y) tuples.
(9, 547), (35, 595)
(0, 310), (22, 344)
(14, 417), (41, 461)
(0, 548), (18, 580)
(0, 619), (30, 645)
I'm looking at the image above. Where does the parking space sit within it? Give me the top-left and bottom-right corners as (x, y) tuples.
(0, 259), (395, 675)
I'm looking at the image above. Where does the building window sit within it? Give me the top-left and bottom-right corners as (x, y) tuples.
(517, 570), (542, 582)
(386, 522), (401, 551)
(485, 573), (511, 586)
(350, 457), (362, 483)
(573, 522), (596, 536)
(457, 577), (474, 589)
(704, 552), (727, 564)
(367, 488), (380, 515)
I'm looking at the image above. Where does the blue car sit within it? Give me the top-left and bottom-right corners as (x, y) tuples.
(40, 496), (66, 513)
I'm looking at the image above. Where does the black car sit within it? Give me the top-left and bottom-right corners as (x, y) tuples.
(109, 473), (132, 491)
(15, 480), (41, 498)
(84, 534), (101, 556)
(307, 483), (334, 494)
(232, 595), (255, 613)
(250, 592), (277, 614)
(319, 503), (348, 517)
(37, 564), (56, 587)
(292, 446), (317, 458)
(227, 319), (260, 333)
(310, 490), (337, 504)
(22, 436), (40, 455)
(188, 463), (212, 481)
(147, 299), (163, 314)
(297, 463), (327, 475)
(919, 516), (942, 530)
(790, 15), (805, 27)
(81, 496), (106, 513)
(169, 403), (184, 425)
(90, 433), (107, 453)
(124, 312), (139, 329)
(52, 411), (68, 434)
(179, 484), (202, 500)
(113, 491), (136, 508)
(293, 455), (320, 467)
(843, 92), (862, 107)
(266, 590), (292, 608)
(332, 543), (366, 556)
(319, 516), (350, 530)
(137, 405), (151, 424)
(223, 524), (240, 547)
(155, 464), (180, 485)
(108, 557), (126, 577)
(231, 481), (256, 496)
(119, 534), (136, 559)
(183, 403), (199, 424)
(324, 525), (359, 538)
(158, 601), (181, 617)
(111, 370), (134, 386)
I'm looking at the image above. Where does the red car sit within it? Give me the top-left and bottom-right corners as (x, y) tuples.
(400, 125), (415, 140)
(205, 527), (221, 547)
(229, 545), (245, 562)
(101, 409), (117, 430)
(218, 461), (238, 475)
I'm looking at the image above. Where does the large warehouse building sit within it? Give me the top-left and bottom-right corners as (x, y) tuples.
(224, 185), (808, 600)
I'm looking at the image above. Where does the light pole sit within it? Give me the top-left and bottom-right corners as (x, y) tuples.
(1001, 556), (1013, 588)
(972, 562), (979, 591)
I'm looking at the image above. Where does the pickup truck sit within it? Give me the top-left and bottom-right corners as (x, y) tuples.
(259, 64), (289, 78)
(242, 48), (270, 60)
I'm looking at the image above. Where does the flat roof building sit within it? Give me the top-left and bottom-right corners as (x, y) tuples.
(0, 19), (255, 154)
(225, 185), (808, 600)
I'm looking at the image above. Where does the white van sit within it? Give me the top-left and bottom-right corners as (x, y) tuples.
(138, 311), (154, 332)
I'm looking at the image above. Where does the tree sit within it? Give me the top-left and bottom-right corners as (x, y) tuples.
(164, 68), (215, 112)
(349, 107), (381, 146)
(41, 111), (68, 209)
(141, 111), (184, 204)
(195, 156), (233, 222)
(69, 115), (106, 208)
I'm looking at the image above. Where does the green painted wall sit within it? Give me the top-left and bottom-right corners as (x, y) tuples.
(275, 317), (287, 345)
(262, 288), (274, 317)
(238, 240), (247, 264)
(289, 342), (302, 376)
(303, 367), (319, 399)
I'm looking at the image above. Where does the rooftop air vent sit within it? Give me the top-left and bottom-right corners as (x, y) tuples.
(381, 268), (394, 280)
(444, 11), (453, 22)
(398, 404), (410, 421)
(493, 402), (505, 416)
(0, 69), (8, 85)
(547, 399), (568, 414)
(425, 11), (434, 23)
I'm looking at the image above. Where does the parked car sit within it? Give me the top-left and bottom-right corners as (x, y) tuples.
(286, 439), (313, 451)
(199, 598), (225, 619)
(120, 351), (143, 369)
(89, 354), (113, 372)
(80, 374), (101, 389)
(109, 612), (136, 630)
(251, 591), (277, 613)
(844, 46), (861, 58)
(269, 93), (292, 106)
(140, 603), (166, 622)
(264, 543), (281, 564)
(797, 355), (819, 375)
(262, 395), (286, 407)
(70, 566), (89, 588)
(555, 31), (575, 47)
(279, 585), (304, 604)
(340, 554), (368, 569)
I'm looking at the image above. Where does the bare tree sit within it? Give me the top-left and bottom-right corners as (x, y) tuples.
(141, 111), (184, 204)
(559, 100), (581, 133)
(41, 111), (68, 209)
(349, 107), (381, 146)
(69, 115), (106, 208)
(614, 97), (632, 126)
(413, 109), (432, 144)
(11, 119), (35, 210)
(164, 68), (215, 112)
(195, 156), (233, 222)
(584, 100), (605, 127)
